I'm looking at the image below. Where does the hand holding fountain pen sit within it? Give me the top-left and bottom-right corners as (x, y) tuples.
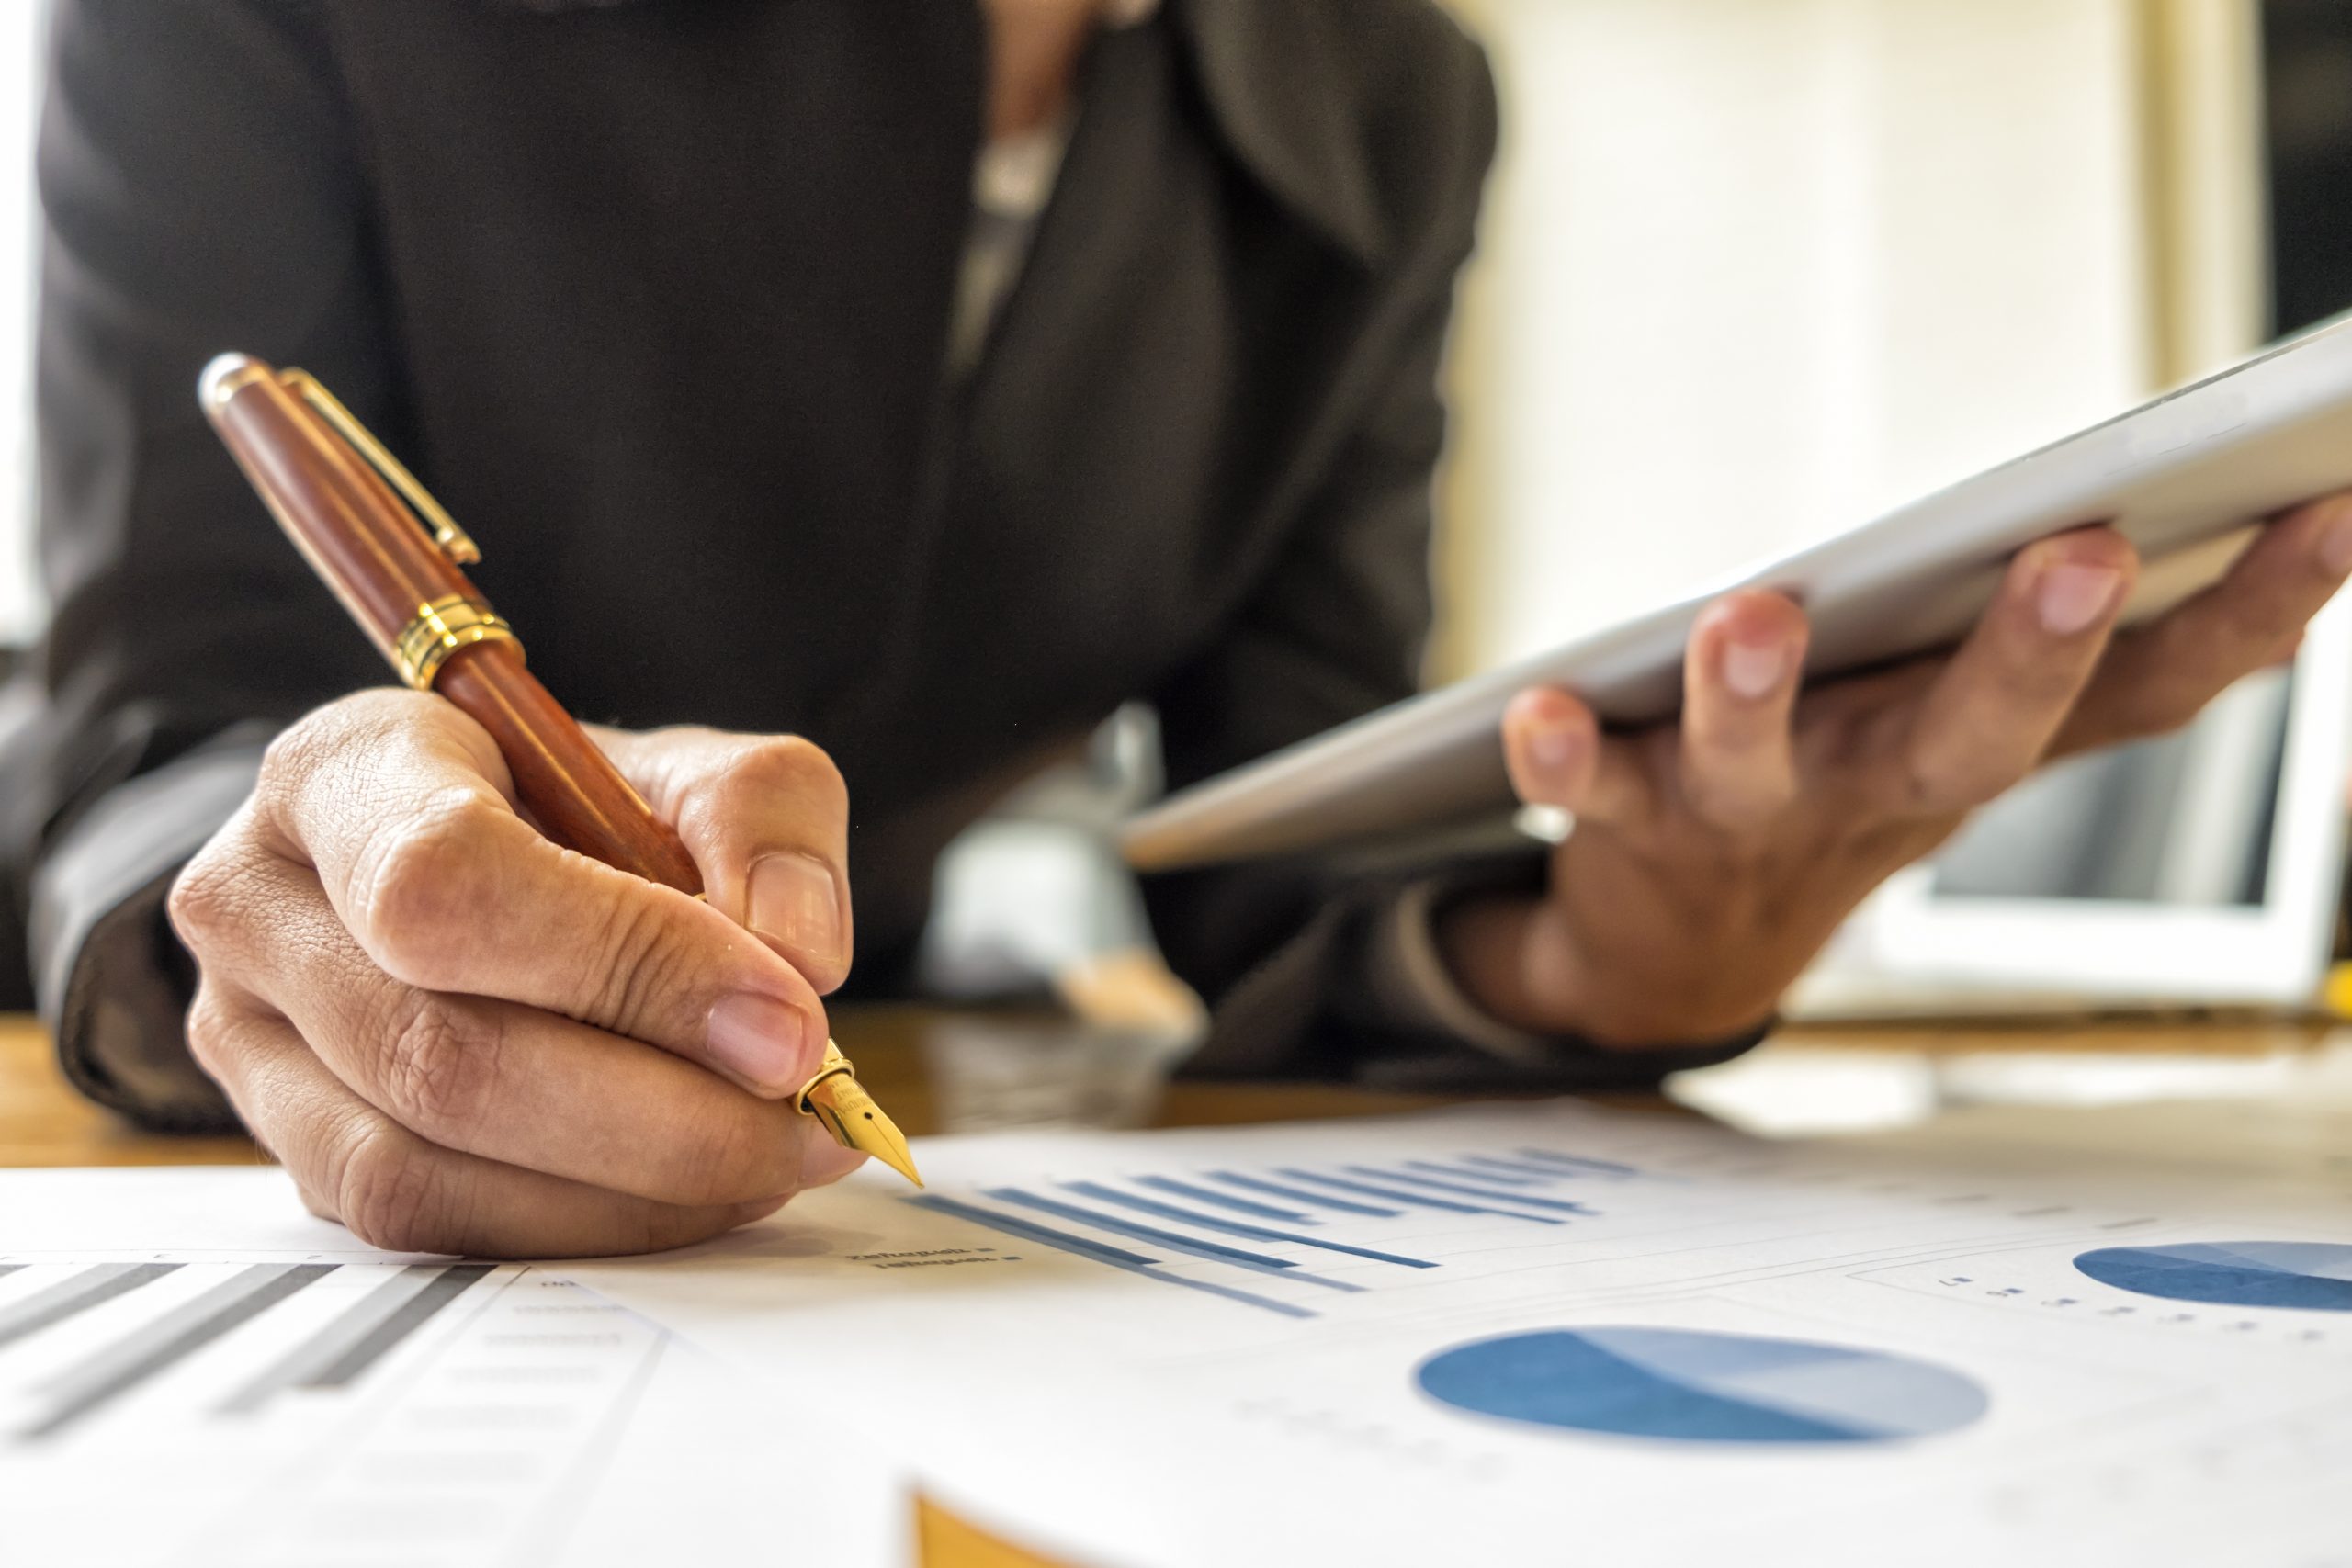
(198, 354), (920, 1188)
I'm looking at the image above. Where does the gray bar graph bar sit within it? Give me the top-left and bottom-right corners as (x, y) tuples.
(218, 1262), (490, 1416)
(312, 1263), (491, 1388)
(0, 1262), (180, 1352)
(20, 1264), (334, 1440)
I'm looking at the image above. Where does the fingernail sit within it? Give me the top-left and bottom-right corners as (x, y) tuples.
(747, 852), (844, 976)
(797, 1134), (868, 1189)
(706, 992), (822, 1095)
(2321, 512), (2352, 577)
(1721, 639), (1792, 701)
(2036, 562), (2124, 637)
(1528, 719), (1588, 775)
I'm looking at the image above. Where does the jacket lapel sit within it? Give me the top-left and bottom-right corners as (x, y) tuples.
(1170, 0), (1391, 265)
(466, 0), (1391, 267)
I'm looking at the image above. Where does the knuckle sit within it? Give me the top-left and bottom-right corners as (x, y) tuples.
(182, 986), (242, 1078)
(736, 735), (847, 813)
(352, 795), (503, 985)
(2210, 581), (2293, 644)
(255, 715), (330, 800)
(585, 893), (692, 1038)
(258, 691), (395, 795)
(1895, 750), (1995, 815)
(168, 802), (285, 954)
(1692, 784), (1787, 839)
(1679, 740), (1794, 832)
(379, 994), (503, 1138)
(335, 1122), (458, 1254)
(166, 840), (243, 952)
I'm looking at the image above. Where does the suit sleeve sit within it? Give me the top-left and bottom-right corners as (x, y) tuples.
(0, 0), (390, 1126)
(1143, 50), (1766, 1089)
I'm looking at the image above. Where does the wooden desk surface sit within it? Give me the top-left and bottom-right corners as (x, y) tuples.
(0, 1006), (1485, 1168)
(4, 1007), (2337, 1565)
(8, 1009), (2328, 1168)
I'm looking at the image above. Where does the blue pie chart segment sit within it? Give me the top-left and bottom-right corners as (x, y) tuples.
(2074, 1241), (2352, 1312)
(1415, 1327), (1988, 1444)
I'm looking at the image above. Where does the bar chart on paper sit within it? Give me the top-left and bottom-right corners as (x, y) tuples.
(0, 1214), (668, 1567)
(0, 1258), (498, 1439)
(573, 1100), (2352, 1568)
(902, 1145), (1621, 1318)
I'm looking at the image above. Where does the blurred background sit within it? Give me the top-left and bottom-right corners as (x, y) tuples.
(1433, 0), (2345, 678)
(0, 1), (2347, 1134)
(4, 1), (2351, 982)
(4, 0), (2348, 694)
(0, 3), (40, 660)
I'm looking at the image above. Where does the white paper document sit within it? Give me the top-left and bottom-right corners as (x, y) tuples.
(0, 1168), (905, 1568)
(568, 1100), (2352, 1568)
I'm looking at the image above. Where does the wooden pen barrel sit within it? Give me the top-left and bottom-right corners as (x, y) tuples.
(435, 644), (704, 896)
(201, 355), (704, 896)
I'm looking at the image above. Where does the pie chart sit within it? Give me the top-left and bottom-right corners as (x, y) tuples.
(1415, 1326), (1988, 1444)
(2073, 1241), (2352, 1311)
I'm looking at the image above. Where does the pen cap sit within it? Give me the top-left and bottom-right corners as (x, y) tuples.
(199, 354), (477, 663)
(198, 354), (705, 896)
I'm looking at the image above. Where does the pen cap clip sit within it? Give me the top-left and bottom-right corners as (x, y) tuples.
(279, 369), (483, 566)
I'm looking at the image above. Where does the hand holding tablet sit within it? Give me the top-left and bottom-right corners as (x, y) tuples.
(1451, 500), (2348, 1044)
(1125, 316), (2352, 1046)
(1126, 311), (2352, 871)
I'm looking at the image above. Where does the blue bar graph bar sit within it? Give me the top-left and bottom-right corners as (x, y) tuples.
(908, 1194), (1157, 1266)
(907, 1196), (1317, 1319)
(1062, 1182), (1436, 1269)
(1281, 1169), (1562, 1224)
(1408, 1159), (1541, 1188)
(1353, 1167), (1592, 1214)
(1136, 1175), (1317, 1224)
(1517, 1147), (1639, 1177)
(987, 1190), (1362, 1293)
(1206, 1170), (1400, 1217)
(1461, 1155), (1572, 1180)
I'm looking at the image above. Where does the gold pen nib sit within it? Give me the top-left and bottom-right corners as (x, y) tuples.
(796, 1041), (922, 1188)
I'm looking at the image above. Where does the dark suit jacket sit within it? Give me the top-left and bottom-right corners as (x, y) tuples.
(0, 0), (1757, 1128)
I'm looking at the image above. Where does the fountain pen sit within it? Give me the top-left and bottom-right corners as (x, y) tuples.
(198, 353), (921, 1188)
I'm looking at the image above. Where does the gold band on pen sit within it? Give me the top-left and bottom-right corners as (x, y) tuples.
(395, 594), (520, 690)
(795, 1043), (858, 1115)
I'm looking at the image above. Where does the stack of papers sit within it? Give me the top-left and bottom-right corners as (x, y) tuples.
(6, 1097), (2349, 1565)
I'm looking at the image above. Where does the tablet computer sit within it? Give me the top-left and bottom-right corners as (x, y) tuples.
(1122, 312), (2352, 872)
